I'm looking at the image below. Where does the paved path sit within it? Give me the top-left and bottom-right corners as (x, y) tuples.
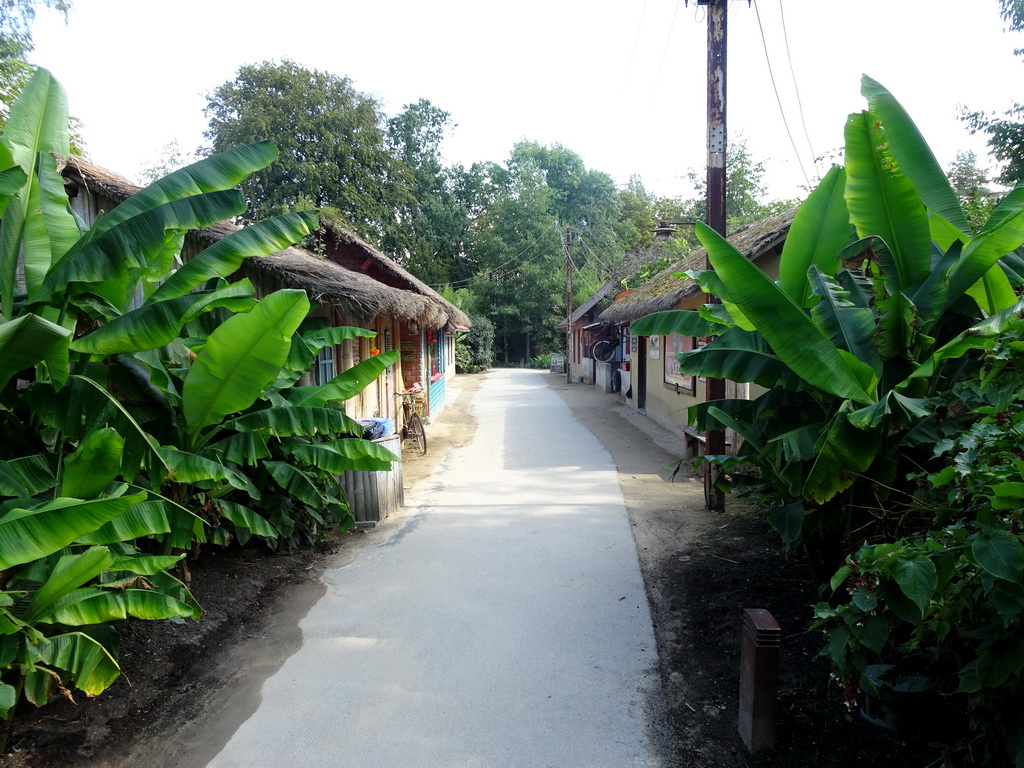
(209, 369), (664, 767)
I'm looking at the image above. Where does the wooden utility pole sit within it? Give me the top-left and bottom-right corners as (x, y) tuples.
(702, 0), (728, 511)
(565, 226), (574, 384)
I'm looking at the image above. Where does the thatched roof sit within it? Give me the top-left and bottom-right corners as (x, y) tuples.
(323, 223), (470, 328)
(193, 223), (454, 328)
(599, 207), (799, 324)
(62, 155), (141, 204)
(61, 156), (468, 329)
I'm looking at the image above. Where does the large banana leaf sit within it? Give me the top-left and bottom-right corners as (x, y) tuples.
(38, 190), (248, 304)
(965, 262), (1018, 316)
(33, 586), (196, 625)
(25, 631), (120, 699)
(948, 183), (1024, 304)
(0, 164), (28, 222)
(264, 461), (325, 507)
(286, 349), (400, 407)
(0, 68), (68, 319)
(89, 141), (278, 237)
(76, 500), (172, 545)
(223, 406), (362, 438)
(861, 75), (971, 237)
(183, 289), (310, 438)
(803, 400), (882, 503)
(157, 447), (251, 491)
(282, 437), (398, 473)
(0, 455), (54, 498)
(0, 682), (16, 719)
(678, 327), (810, 391)
(778, 165), (850, 305)
(696, 222), (876, 404)
(23, 546), (114, 623)
(22, 152), (81, 298)
(207, 431), (272, 465)
(0, 313), (73, 389)
(72, 281), (257, 356)
(806, 266), (881, 376)
(150, 211), (319, 302)
(901, 296), (1024, 386)
(843, 111), (932, 293)
(628, 310), (715, 338)
(214, 500), (279, 540)
(0, 494), (146, 570)
(61, 428), (124, 498)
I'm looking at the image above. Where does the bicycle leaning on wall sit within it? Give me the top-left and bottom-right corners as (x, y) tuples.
(397, 390), (427, 455)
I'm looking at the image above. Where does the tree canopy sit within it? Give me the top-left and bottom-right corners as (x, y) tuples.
(201, 59), (798, 364)
(0, 0), (70, 120)
(203, 59), (408, 240)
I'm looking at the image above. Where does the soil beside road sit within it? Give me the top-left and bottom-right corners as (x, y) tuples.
(1, 370), (934, 767)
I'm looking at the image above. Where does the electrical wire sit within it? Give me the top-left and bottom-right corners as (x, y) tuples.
(431, 227), (557, 289)
(624, 0), (649, 90)
(652, 0), (682, 100)
(752, 0), (812, 190)
(777, 0), (821, 181)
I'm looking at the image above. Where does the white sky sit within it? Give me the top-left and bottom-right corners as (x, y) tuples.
(29, 0), (1024, 201)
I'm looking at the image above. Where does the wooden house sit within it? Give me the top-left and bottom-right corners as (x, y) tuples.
(599, 207), (798, 456)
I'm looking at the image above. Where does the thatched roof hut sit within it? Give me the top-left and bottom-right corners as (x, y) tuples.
(600, 207), (799, 324)
(319, 223), (470, 328)
(61, 155), (467, 329)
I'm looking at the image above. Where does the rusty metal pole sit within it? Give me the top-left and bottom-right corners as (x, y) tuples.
(704, 0), (727, 511)
(565, 226), (574, 384)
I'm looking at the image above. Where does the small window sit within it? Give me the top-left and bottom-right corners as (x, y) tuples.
(316, 346), (335, 385)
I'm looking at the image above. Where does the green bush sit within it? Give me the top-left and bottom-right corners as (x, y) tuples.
(814, 328), (1024, 765)
(455, 312), (495, 373)
(527, 353), (551, 369)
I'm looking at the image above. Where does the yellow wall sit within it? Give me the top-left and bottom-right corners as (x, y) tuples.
(623, 249), (782, 454)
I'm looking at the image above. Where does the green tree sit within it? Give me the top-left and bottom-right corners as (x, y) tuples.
(678, 137), (799, 231)
(616, 175), (659, 251)
(137, 138), (199, 185)
(948, 150), (999, 230)
(203, 59), (408, 242)
(384, 100), (482, 285)
(960, 0), (1024, 186)
(0, 0), (69, 120)
(472, 154), (563, 363)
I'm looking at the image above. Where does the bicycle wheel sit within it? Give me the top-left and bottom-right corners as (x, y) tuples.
(408, 411), (427, 455)
(591, 338), (617, 362)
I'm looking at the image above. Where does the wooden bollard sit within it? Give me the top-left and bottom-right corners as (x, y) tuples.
(738, 608), (781, 752)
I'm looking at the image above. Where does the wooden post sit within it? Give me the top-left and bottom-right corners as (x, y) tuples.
(703, 0), (728, 511)
(738, 608), (781, 752)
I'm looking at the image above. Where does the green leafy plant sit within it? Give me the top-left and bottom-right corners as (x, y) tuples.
(814, 327), (1024, 765)
(0, 68), (401, 725)
(630, 76), (1024, 584)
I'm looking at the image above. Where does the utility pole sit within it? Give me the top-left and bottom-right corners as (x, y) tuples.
(564, 226), (574, 385)
(700, 0), (728, 511)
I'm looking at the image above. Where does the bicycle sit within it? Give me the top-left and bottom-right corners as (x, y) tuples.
(398, 390), (427, 455)
(587, 323), (620, 363)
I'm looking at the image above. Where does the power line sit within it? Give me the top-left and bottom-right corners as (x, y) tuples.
(652, 0), (682, 100)
(776, 0), (821, 183)
(752, 0), (811, 190)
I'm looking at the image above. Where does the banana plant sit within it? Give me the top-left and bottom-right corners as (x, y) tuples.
(631, 77), (1024, 577)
